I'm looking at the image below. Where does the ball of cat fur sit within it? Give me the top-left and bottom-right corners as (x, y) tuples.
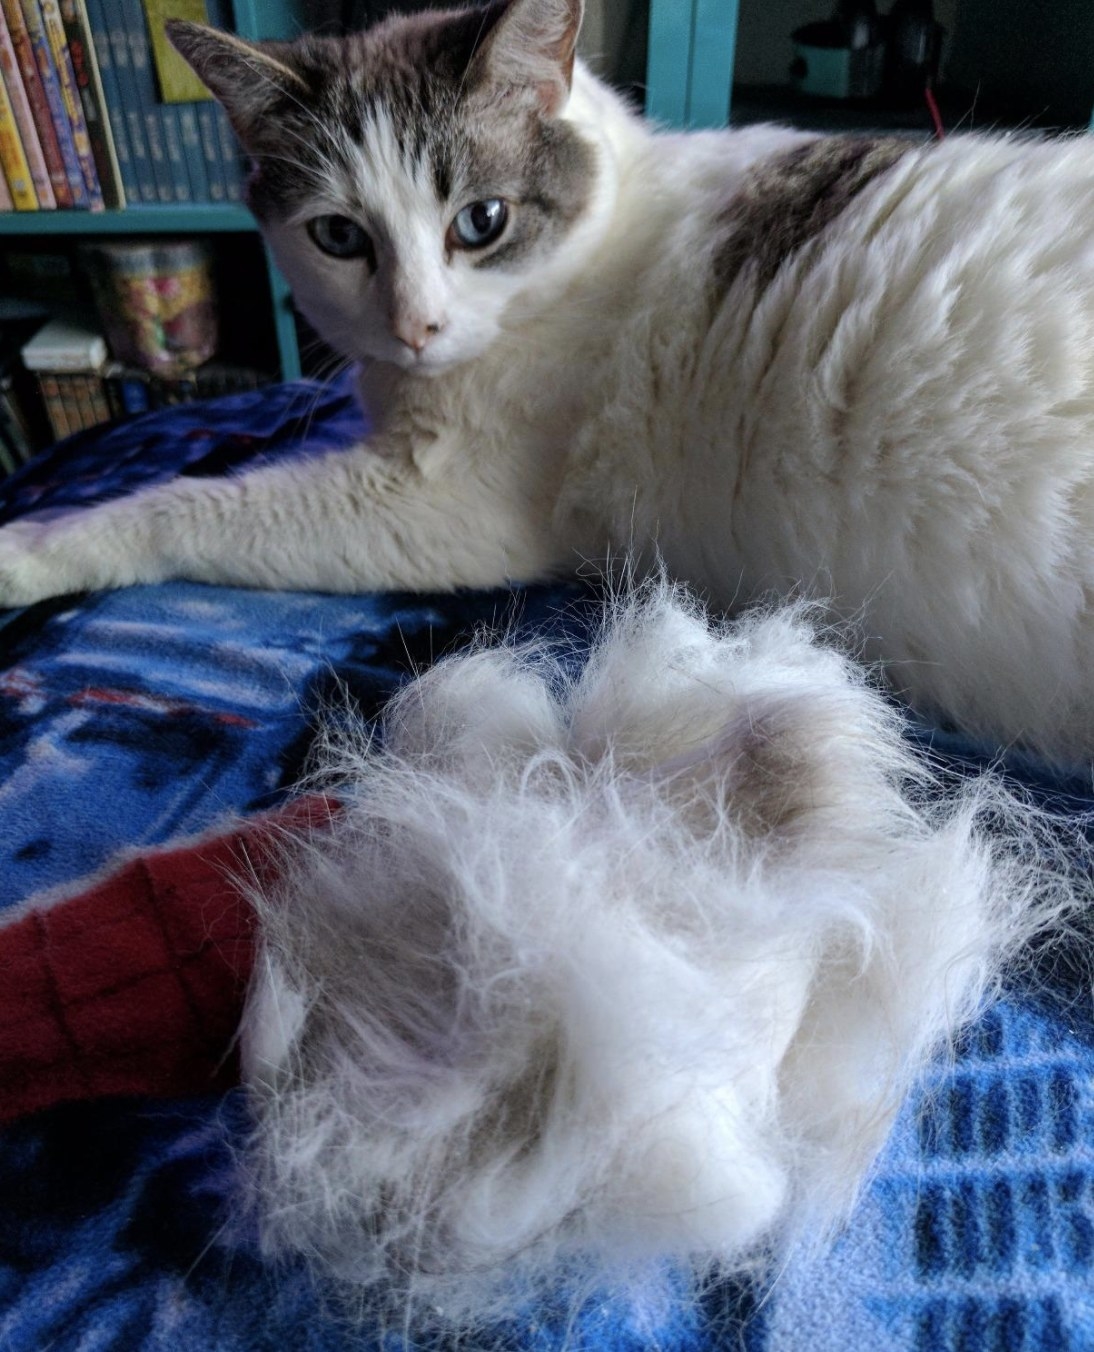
(238, 586), (1075, 1330)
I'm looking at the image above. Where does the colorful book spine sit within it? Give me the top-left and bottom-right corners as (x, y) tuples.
(81, 0), (137, 206)
(18, 0), (88, 206)
(0, 7), (53, 204)
(1, 0), (68, 204)
(0, 156), (12, 206)
(59, 0), (122, 207)
(38, 0), (102, 208)
(0, 65), (35, 206)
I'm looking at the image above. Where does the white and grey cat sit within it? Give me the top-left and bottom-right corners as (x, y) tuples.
(2, 0), (1093, 761)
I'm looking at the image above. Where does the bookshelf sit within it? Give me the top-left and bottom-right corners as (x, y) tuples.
(646, 0), (738, 128)
(0, 0), (305, 381)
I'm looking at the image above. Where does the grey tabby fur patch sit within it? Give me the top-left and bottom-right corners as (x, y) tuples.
(713, 137), (913, 295)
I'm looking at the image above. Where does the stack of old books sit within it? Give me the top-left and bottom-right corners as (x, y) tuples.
(18, 310), (273, 451)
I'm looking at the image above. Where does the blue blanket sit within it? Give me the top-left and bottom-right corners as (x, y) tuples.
(1, 376), (1092, 1351)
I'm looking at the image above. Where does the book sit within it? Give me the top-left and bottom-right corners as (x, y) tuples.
(195, 100), (224, 200)
(59, 0), (123, 208)
(81, 0), (138, 205)
(103, 363), (150, 416)
(102, 360), (271, 417)
(0, 371), (36, 467)
(37, 372), (71, 439)
(0, 159), (12, 206)
(0, 310), (51, 455)
(59, 371), (80, 427)
(120, 0), (176, 202)
(71, 370), (106, 426)
(0, 368), (40, 460)
(160, 100), (189, 201)
(102, 4), (155, 203)
(0, 55), (36, 207)
(0, 401), (20, 471)
(38, 0), (102, 207)
(142, 103), (170, 202)
(18, 0), (88, 206)
(214, 102), (241, 200)
(176, 101), (207, 200)
(21, 314), (108, 372)
(86, 366), (109, 422)
(0, 6), (54, 205)
(0, 0), (67, 203)
(142, 0), (207, 103)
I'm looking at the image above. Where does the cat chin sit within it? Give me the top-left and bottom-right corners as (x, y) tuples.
(368, 340), (493, 377)
(381, 351), (469, 377)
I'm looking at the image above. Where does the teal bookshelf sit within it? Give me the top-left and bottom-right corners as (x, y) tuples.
(0, 204), (255, 233)
(645, 0), (739, 128)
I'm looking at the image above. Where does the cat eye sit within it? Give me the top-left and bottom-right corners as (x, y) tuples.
(449, 199), (509, 251)
(307, 214), (376, 265)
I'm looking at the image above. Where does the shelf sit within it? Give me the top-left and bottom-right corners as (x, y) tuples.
(730, 83), (1093, 138)
(730, 84), (938, 136)
(0, 204), (299, 379)
(0, 204), (258, 236)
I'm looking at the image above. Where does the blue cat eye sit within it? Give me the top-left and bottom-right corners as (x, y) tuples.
(450, 199), (509, 250)
(307, 214), (375, 264)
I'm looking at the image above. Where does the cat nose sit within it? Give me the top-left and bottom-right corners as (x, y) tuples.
(394, 318), (445, 353)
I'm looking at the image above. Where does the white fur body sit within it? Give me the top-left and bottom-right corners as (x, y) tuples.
(241, 587), (1073, 1324)
(3, 62), (1094, 757)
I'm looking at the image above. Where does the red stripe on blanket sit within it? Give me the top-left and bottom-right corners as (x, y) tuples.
(0, 797), (335, 1123)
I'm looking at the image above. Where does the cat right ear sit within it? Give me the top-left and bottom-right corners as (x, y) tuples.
(466, 0), (584, 116)
(165, 21), (309, 142)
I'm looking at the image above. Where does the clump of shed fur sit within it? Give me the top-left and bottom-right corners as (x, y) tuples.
(239, 583), (1080, 1334)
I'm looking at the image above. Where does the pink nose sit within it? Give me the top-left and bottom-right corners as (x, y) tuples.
(394, 319), (444, 353)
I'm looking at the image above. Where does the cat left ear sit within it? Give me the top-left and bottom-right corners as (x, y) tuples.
(166, 20), (309, 141)
(466, 0), (584, 117)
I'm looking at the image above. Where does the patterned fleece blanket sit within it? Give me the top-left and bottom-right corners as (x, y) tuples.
(0, 374), (1093, 1352)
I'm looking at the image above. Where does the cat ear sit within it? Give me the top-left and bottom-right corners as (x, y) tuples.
(465, 0), (584, 116)
(165, 21), (309, 141)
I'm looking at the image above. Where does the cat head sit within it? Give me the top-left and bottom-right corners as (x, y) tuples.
(168, 0), (601, 376)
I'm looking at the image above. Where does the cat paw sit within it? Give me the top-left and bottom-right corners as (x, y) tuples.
(0, 519), (75, 608)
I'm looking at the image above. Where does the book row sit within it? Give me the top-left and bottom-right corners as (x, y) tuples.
(0, 356), (274, 472)
(0, 0), (245, 211)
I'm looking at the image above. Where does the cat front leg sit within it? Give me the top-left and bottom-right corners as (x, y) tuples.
(0, 440), (574, 607)
(0, 511), (148, 608)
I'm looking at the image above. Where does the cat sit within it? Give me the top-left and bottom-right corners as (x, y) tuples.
(1, 0), (1094, 762)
